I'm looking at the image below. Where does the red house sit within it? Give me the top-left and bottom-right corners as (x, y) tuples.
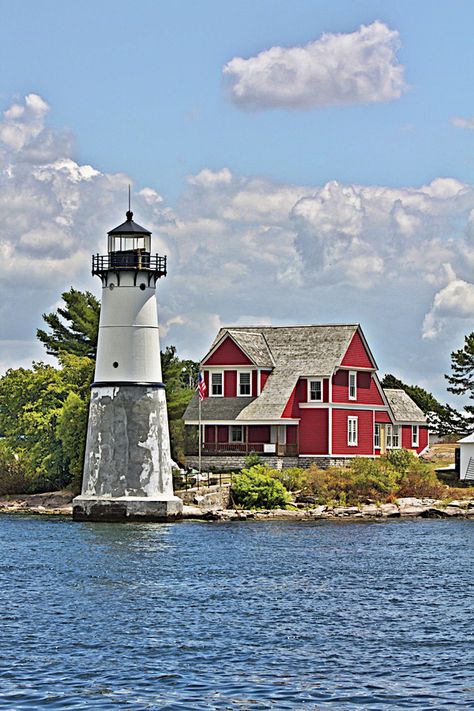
(183, 325), (428, 469)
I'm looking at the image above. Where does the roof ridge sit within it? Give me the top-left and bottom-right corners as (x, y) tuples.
(221, 323), (360, 330)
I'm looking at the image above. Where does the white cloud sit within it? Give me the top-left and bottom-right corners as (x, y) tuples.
(452, 116), (474, 130)
(423, 272), (474, 339)
(2, 93), (474, 399)
(223, 21), (406, 110)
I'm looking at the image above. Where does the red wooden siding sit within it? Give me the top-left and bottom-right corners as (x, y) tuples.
(260, 370), (270, 391)
(252, 370), (258, 396)
(281, 378), (306, 417)
(323, 379), (329, 402)
(204, 370), (209, 392)
(332, 370), (383, 405)
(299, 409), (328, 455)
(375, 411), (392, 423)
(341, 330), (375, 369)
(287, 425), (297, 444)
(217, 426), (228, 443)
(204, 336), (253, 366)
(418, 426), (429, 453)
(248, 425), (270, 443)
(401, 424), (429, 453)
(224, 371), (237, 398)
(205, 425), (215, 442)
(332, 409), (374, 455)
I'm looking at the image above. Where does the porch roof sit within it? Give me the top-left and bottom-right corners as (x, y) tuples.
(383, 389), (426, 423)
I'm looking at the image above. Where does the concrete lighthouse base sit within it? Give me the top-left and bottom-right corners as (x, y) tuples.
(73, 384), (183, 522)
(72, 495), (183, 522)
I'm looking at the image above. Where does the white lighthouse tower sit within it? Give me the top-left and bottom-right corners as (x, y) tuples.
(73, 208), (183, 521)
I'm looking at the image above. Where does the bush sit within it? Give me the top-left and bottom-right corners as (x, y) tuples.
(0, 441), (31, 495)
(270, 466), (307, 492)
(385, 448), (416, 473)
(244, 452), (262, 468)
(398, 460), (445, 498)
(231, 464), (291, 509)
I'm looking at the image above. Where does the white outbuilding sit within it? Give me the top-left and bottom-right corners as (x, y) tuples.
(457, 433), (474, 481)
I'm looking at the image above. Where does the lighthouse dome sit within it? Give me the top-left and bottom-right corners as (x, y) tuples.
(107, 210), (152, 254)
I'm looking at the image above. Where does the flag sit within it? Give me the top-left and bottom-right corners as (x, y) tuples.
(198, 371), (207, 401)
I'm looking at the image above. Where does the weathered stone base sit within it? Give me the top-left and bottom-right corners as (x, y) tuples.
(72, 495), (183, 522)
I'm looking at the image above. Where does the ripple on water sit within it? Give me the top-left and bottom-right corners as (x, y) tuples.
(0, 517), (473, 709)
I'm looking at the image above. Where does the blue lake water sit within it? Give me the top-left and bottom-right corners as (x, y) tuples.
(0, 516), (473, 710)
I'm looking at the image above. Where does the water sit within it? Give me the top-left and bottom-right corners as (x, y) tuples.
(0, 516), (473, 710)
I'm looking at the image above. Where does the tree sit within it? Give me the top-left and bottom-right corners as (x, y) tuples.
(0, 356), (94, 492)
(445, 332), (474, 425)
(381, 373), (466, 436)
(161, 346), (199, 463)
(37, 288), (100, 359)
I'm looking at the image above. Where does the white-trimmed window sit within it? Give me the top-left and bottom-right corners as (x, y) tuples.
(412, 425), (419, 448)
(308, 379), (323, 402)
(392, 425), (400, 448)
(230, 425), (244, 443)
(349, 371), (357, 400)
(238, 371), (251, 396)
(374, 423), (381, 449)
(386, 424), (400, 449)
(348, 416), (358, 446)
(210, 371), (223, 397)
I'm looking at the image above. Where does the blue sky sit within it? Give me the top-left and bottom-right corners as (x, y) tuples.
(1, 0), (474, 406)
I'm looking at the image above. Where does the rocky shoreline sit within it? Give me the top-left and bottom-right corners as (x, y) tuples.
(1, 491), (474, 521)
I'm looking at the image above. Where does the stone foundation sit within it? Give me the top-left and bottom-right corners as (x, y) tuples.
(185, 455), (355, 471)
(72, 495), (183, 522)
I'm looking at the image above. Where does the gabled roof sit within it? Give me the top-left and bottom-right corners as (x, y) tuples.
(203, 329), (274, 368)
(458, 432), (474, 443)
(185, 324), (361, 422)
(383, 389), (427, 423)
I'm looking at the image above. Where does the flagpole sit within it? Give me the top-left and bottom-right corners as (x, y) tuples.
(198, 384), (202, 480)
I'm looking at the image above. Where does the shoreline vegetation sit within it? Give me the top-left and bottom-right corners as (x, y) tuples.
(1, 445), (473, 522)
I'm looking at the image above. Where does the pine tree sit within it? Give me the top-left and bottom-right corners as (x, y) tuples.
(445, 332), (474, 424)
(37, 288), (100, 359)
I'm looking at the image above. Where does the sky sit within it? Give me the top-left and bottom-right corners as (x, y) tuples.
(1, 0), (474, 405)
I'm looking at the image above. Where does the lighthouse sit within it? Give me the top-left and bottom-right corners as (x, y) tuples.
(73, 208), (183, 521)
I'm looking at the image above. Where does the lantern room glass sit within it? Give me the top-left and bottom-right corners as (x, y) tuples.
(108, 234), (150, 253)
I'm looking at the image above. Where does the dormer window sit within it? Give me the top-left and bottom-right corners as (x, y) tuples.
(349, 371), (357, 400)
(238, 371), (251, 396)
(308, 379), (322, 402)
(211, 371), (223, 397)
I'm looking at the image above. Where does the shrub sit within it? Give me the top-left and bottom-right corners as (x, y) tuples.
(244, 452), (262, 468)
(231, 464), (291, 509)
(385, 448), (416, 474)
(0, 441), (31, 495)
(349, 458), (401, 499)
(398, 460), (445, 498)
(270, 466), (307, 492)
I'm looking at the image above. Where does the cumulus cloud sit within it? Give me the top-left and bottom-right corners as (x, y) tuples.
(2, 93), (474, 398)
(223, 21), (406, 110)
(423, 271), (474, 339)
(452, 116), (474, 130)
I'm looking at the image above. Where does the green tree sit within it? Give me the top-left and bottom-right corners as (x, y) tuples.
(56, 392), (89, 493)
(445, 332), (474, 425)
(161, 345), (199, 463)
(37, 288), (100, 359)
(0, 356), (94, 492)
(381, 373), (465, 436)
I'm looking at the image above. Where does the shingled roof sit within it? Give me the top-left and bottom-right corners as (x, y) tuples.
(185, 324), (360, 422)
(383, 389), (427, 423)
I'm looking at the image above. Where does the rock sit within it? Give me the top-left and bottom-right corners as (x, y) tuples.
(420, 506), (464, 518)
(380, 503), (400, 517)
(360, 504), (383, 517)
